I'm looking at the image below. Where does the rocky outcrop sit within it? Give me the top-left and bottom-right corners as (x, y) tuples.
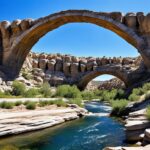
(21, 52), (143, 88)
(125, 108), (150, 145)
(0, 105), (87, 137)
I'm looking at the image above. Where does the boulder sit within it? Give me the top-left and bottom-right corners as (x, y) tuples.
(55, 58), (63, 71)
(32, 59), (38, 68)
(50, 76), (65, 86)
(86, 61), (97, 71)
(124, 13), (137, 29)
(34, 76), (43, 83)
(39, 59), (47, 70)
(96, 58), (102, 66)
(39, 53), (47, 59)
(48, 59), (56, 71)
(63, 62), (71, 76)
(72, 56), (79, 63)
(64, 55), (71, 63)
(80, 64), (86, 73)
(101, 57), (109, 65)
(70, 63), (79, 78)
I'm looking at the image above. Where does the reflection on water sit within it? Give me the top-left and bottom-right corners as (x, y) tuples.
(0, 102), (126, 150)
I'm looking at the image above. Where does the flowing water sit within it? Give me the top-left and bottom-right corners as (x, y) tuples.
(0, 102), (126, 150)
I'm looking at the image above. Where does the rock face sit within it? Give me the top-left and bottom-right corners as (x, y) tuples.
(0, 105), (87, 137)
(18, 52), (144, 90)
(125, 108), (150, 145)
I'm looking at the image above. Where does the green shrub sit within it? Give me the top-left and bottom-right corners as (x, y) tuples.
(69, 98), (83, 107)
(146, 105), (150, 120)
(81, 91), (95, 100)
(22, 72), (32, 80)
(40, 82), (52, 97)
(56, 85), (70, 97)
(132, 88), (144, 96)
(128, 93), (140, 101)
(12, 81), (26, 96)
(24, 88), (39, 98)
(116, 89), (125, 99)
(26, 101), (36, 110)
(142, 83), (150, 93)
(38, 100), (49, 107)
(56, 85), (81, 98)
(110, 99), (128, 116)
(100, 89), (118, 102)
(0, 101), (14, 109)
(145, 105), (150, 120)
(54, 99), (67, 107)
(15, 101), (22, 106)
(145, 92), (150, 100)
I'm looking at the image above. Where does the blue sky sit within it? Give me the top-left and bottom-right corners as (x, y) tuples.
(0, 0), (149, 81)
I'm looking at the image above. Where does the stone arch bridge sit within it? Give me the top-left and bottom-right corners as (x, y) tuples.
(26, 53), (145, 90)
(0, 10), (150, 87)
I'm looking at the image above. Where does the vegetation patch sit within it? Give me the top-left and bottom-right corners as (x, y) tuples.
(146, 105), (150, 120)
(110, 99), (128, 116)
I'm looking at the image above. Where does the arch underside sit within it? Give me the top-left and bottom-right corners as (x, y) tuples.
(8, 11), (144, 74)
(77, 69), (128, 90)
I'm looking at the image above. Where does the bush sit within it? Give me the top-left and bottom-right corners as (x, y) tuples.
(146, 105), (150, 120)
(15, 101), (22, 106)
(132, 88), (144, 96)
(12, 81), (26, 96)
(116, 89), (125, 99)
(56, 85), (81, 98)
(100, 89), (118, 102)
(38, 100), (49, 107)
(81, 91), (95, 100)
(145, 92), (150, 100)
(54, 99), (67, 107)
(25, 101), (36, 110)
(69, 98), (83, 107)
(0, 101), (14, 109)
(24, 88), (39, 98)
(142, 83), (150, 93)
(22, 72), (33, 80)
(128, 93), (140, 101)
(110, 99), (128, 116)
(40, 82), (52, 97)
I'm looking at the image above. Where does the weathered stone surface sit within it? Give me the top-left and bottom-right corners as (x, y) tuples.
(39, 59), (47, 70)
(47, 59), (56, 71)
(55, 58), (63, 71)
(63, 62), (70, 76)
(32, 59), (38, 68)
(0, 106), (87, 137)
(80, 64), (86, 73)
(70, 63), (79, 78)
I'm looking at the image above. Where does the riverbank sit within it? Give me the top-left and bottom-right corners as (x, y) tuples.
(0, 104), (87, 137)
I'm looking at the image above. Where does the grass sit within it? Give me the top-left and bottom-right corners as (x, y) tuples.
(0, 101), (14, 109)
(128, 93), (140, 101)
(12, 81), (26, 96)
(24, 88), (39, 98)
(69, 98), (83, 107)
(146, 105), (150, 120)
(15, 101), (23, 106)
(25, 101), (36, 110)
(39, 82), (52, 97)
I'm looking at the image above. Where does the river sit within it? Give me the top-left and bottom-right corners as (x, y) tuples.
(0, 102), (126, 150)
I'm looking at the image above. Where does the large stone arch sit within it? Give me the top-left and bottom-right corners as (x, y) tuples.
(1, 10), (150, 79)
